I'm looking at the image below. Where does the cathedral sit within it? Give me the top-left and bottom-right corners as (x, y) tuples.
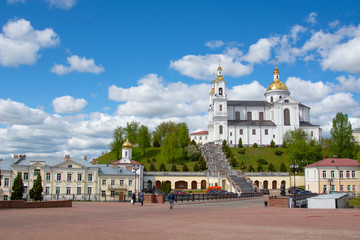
(207, 63), (321, 146)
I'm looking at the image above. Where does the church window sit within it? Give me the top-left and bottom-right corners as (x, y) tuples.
(219, 88), (223, 96)
(235, 111), (240, 120)
(252, 129), (256, 135)
(125, 152), (128, 157)
(247, 112), (252, 120)
(311, 131), (313, 137)
(265, 129), (268, 135)
(219, 125), (223, 134)
(259, 112), (264, 121)
(219, 104), (222, 111)
(230, 132), (232, 136)
(270, 96), (273, 102)
(230, 140), (232, 144)
(284, 100), (289, 103)
(239, 129), (243, 135)
(273, 135), (275, 138)
(284, 109), (290, 125)
(279, 96), (282, 99)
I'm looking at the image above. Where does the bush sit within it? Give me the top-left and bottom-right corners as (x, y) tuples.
(256, 163), (263, 172)
(193, 163), (200, 171)
(149, 163), (156, 171)
(238, 138), (243, 148)
(268, 163), (276, 172)
(230, 157), (237, 167)
(153, 138), (160, 147)
(10, 173), (24, 200)
(253, 142), (258, 148)
(152, 158), (156, 162)
(182, 164), (189, 171)
(280, 162), (287, 172)
(238, 148), (246, 154)
(256, 159), (268, 165)
(147, 159), (151, 163)
(159, 163), (167, 171)
(270, 139), (275, 148)
(248, 164), (255, 172)
(29, 174), (43, 201)
(275, 150), (283, 156)
(240, 160), (246, 170)
(171, 164), (178, 171)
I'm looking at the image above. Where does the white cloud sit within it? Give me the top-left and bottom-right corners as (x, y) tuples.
(52, 96), (88, 113)
(336, 75), (360, 92)
(204, 40), (224, 49)
(0, 99), (48, 125)
(0, 18), (59, 67)
(290, 25), (306, 43)
(51, 55), (104, 75)
(7, 0), (26, 4)
(228, 81), (266, 100)
(305, 12), (318, 25)
(329, 20), (340, 28)
(46, 0), (78, 10)
(241, 37), (279, 64)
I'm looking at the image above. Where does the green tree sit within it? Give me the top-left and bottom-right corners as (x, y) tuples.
(152, 136), (161, 147)
(109, 126), (125, 160)
(182, 164), (189, 171)
(193, 163), (200, 172)
(268, 163), (276, 172)
(171, 164), (178, 171)
(330, 112), (356, 158)
(256, 163), (263, 172)
(184, 144), (201, 161)
(280, 162), (287, 172)
(253, 142), (258, 148)
(159, 163), (167, 171)
(238, 138), (243, 148)
(138, 125), (151, 156)
(248, 164), (255, 172)
(153, 121), (177, 145)
(10, 173), (24, 200)
(230, 157), (237, 168)
(124, 121), (140, 144)
(29, 174), (43, 201)
(240, 160), (246, 170)
(162, 132), (179, 163)
(177, 122), (190, 149)
(198, 155), (207, 170)
(149, 163), (156, 171)
(270, 139), (275, 148)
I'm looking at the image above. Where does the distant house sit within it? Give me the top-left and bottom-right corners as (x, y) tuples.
(304, 156), (360, 194)
(190, 131), (209, 145)
(353, 128), (360, 145)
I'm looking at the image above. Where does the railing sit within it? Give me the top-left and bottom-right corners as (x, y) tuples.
(166, 192), (262, 203)
(290, 193), (318, 208)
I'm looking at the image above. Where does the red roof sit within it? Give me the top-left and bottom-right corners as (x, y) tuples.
(190, 131), (208, 135)
(304, 157), (360, 168)
(111, 160), (141, 165)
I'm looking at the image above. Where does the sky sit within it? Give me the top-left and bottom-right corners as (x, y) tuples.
(0, 0), (359, 159)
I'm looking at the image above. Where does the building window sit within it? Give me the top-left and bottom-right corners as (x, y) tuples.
(322, 171), (327, 179)
(205, 136), (207, 140)
(3, 195), (8, 201)
(67, 173), (72, 182)
(284, 109), (290, 125)
(66, 187), (71, 195)
(194, 136), (197, 140)
(340, 185), (344, 191)
(247, 112), (252, 120)
(270, 96), (273, 103)
(111, 180), (115, 186)
(230, 140), (232, 144)
(45, 187), (49, 195)
(340, 171), (344, 178)
(67, 165), (72, 168)
(346, 171), (350, 178)
(219, 87), (223, 96)
(77, 187), (81, 195)
(199, 136), (202, 140)
(230, 132), (232, 136)
(120, 180), (124, 186)
(259, 112), (264, 121)
(252, 129), (256, 135)
(235, 111), (240, 120)
(239, 129), (243, 135)
(311, 131), (313, 137)
(23, 173), (29, 181)
(34, 169), (40, 176)
(102, 191), (106, 197)
(129, 180), (133, 186)
(56, 187), (60, 195)
(284, 100), (289, 103)
(331, 171), (335, 178)
(77, 174), (82, 182)
(219, 125), (223, 134)
(265, 129), (268, 135)
(88, 187), (92, 195)
(347, 185), (351, 191)
(353, 185), (356, 191)
(88, 174), (93, 182)
(352, 171), (356, 178)
(331, 185), (335, 191)
(111, 191), (115, 197)
(24, 186), (28, 194)
(323, 185), (327, 193)
(102, 180), (106, 186)
(128, 191), (133, 197)
(219, 104), (222, 111)
(46, 173), (51, 181)
(57, 173), (62, 181)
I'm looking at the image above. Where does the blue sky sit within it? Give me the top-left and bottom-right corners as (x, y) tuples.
(0, 0), (359, 159)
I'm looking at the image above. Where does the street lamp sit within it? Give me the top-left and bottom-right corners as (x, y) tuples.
(289, 163), (299, 192)
(133, 165), (140, 194)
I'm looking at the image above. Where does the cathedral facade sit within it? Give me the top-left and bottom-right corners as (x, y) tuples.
(207, 64), (321, 146)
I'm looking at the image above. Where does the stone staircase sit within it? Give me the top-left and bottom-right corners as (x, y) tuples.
(229, 175), (254, 193)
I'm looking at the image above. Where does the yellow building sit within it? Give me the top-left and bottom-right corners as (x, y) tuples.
(353, 128), (360, 145)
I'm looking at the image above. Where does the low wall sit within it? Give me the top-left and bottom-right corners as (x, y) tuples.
(0, 200), (72, 209)
(144, 194), (164, 204)
(269, 196), (289, 208)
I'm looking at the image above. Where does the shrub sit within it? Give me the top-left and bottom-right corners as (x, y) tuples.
(153, 138), (160, 147)
(280, 162), (287, 172)
(149, 163), (156, 171)
(182, 164), (189, 171)
(238, 148), (246, 154)
(147, 159), (151, 163)
(10, 173), (24, 200)
(275, 150), (283, 156)
(193, 163), (200, 172)
(230, 157), (237, 167)
(29, 174), (43, 201)
(152, 158), (156, 162)
(256, 163), (263, 172)
(268, 163), (276, 172)
(238, 138), (243, 148)
(171, 164), (178, 171)
(256, 159), (268, 165)
(253, 142), (258, 148)
(248, 164), (255, 172)
(270, 139), (275, 148)
(240, 160), (246, 170)
(159, 163), (167, 171)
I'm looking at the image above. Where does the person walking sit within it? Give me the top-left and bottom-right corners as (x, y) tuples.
(139, 191), (144, 206)
(168, 192), (175, 209)
(131, 192), (136, 206)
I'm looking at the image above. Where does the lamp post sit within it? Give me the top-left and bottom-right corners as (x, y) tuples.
(290, 162), (299, 192)
(133, 165), (140, 194)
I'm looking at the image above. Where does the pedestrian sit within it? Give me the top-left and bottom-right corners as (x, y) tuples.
(238, 191), (242, 199)
(139, 191), (144, 206)
(131, 192), (136, 206)
(168, 192), (175, 209)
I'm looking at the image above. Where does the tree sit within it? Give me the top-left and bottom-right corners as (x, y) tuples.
(248, 165), (255, 172)
(10, 173), (24, 200)
(153, 121), (177, 145)
(182, 164), (189, 171)
(162, 132), (179, 163)
(177, 122), (190, 149)
(270, 139), (275, 148)
(198, 155), (207, 170)
(268, 163), (276, 172)
(230, 157), (237, 168)
(109, 127), (125, 160)
(193, 163), (200, 172)
(124, 121), (140, 144)
(330, 112), (356, 158)
(159, 163), (167, 171)
(138, 125), (151, 156)
(184, 144), (201, 161)
(256, 163), (263, 172)
(149, 163), (156, 171)
(171, 164), (178, 171)
(29, 174), (43, 201)
(240, 160), (246, 170)
(253, 142), (258, 148)
(280, 162), (287, 172)
(238, 138), (243, 148)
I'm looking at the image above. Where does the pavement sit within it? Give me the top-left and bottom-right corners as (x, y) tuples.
(1, 196), (360, 240)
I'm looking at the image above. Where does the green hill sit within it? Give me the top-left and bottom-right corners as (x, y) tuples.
(96, 145), (296, 172)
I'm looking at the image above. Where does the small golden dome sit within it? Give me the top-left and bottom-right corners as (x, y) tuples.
(267, 80), (288, 91)
(217, 65), (222, 71)
(122, 139), (132, 148)
(209, 88), (215, 95)
(273, 67), (279, 74)
(215, 75), (225, 83)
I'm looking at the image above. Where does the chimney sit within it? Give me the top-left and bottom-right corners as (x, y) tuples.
(14, 154), (18, 159)
(84, 156), (87, 161)
(64, 155), (71, 161)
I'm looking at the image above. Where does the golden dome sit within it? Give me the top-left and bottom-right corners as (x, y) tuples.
(209, 87), (215, 95)
(267, 80), (288, 91)
(273, 67), (279, 74)
(122, 139), (132, 149)
(215, 75), (225, 83)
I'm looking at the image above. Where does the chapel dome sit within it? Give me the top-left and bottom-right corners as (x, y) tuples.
(122, 139), (132, 149)
(267, 80), (288, 91)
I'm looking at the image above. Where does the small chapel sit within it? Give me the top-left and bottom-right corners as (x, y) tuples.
(206, 63), (321, 146)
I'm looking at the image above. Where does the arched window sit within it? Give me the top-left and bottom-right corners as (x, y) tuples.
(219, 125), (223, 134)
(270, 96), (273, 102)
(235, 111), (240, 120)
(219, 104), (222, 111)
(284, 109), (290, 125)
(247, 112), (252, 120)
(259, 112), (264, 120)
(219, 88), (223, 96)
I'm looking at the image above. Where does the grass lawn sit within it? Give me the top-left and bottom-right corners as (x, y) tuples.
(349, 197), (360, 208)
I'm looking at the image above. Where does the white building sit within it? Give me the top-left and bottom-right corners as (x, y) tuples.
(190, 131), (209, 145)
(207, 64), (321, 146)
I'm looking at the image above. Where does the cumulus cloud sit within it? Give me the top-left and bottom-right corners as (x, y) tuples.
(336, 75), (360, 92)
(204, 40), (224, 49)
(228, 81), (266, 100)
(241, 37), (279, 64)
(52, 96), (88, 113)
(51, 55), (104, 75)
(329, 20), (340, 28)
(0, 18), (59, 67)
(7, 0), (26, 3)
(46, 0), (78, 10)
(305, 12), (318, 25)
(286, 77), (333, 102)
(290, 25), (306, 43)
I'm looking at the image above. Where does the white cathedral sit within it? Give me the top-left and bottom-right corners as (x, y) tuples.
(207, 63), (321, 146)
